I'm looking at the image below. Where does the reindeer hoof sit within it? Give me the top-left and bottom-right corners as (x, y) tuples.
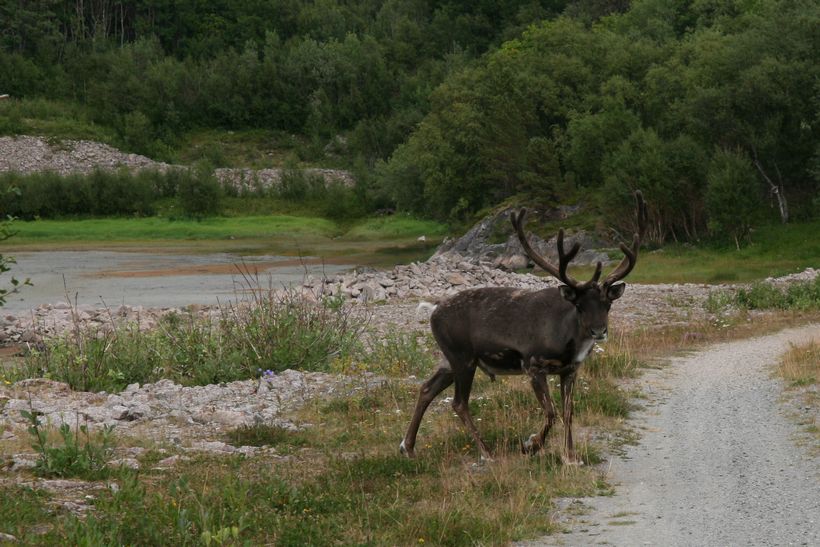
(399, 440), (415, 458)
(561, 455), (585, 466)
(521, 434), (540, 455)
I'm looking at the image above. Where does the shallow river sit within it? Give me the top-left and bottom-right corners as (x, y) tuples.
(2, 251), (353, 313)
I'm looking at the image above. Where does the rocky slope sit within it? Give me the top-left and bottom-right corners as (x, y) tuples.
(0, 135), (353, 189)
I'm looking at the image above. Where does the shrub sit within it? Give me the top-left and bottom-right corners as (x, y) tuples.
(177, 165), (222, 217)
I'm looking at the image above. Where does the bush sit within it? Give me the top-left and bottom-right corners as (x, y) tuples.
(705, 149), (762, 248)
(0, 169), (196, 219)
(177, 166), (222, 217)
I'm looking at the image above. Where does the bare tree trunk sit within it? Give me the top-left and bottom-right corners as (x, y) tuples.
(751, 149), (789, 224)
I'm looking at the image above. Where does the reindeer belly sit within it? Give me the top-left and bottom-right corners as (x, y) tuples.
(476, 349), (524, 376)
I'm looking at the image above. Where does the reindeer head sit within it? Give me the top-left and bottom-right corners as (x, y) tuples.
(511, 191), (647, 342)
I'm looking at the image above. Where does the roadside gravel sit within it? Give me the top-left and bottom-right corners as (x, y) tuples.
(527, 324), (820, 546)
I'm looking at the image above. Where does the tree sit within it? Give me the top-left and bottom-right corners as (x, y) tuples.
(705, 148), (761, 249)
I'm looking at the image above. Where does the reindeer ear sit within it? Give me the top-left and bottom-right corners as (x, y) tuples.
(559, 285), (577, 302)
(607, 283), (626, 301)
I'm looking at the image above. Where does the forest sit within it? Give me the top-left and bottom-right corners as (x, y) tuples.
(0, 0), (818, 245)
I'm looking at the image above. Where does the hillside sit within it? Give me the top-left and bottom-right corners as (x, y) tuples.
(0, 0), (816, 238)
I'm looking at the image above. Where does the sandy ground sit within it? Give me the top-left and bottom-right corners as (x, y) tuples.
(523, 324), (820, 546)
(2, 250), (352, 313)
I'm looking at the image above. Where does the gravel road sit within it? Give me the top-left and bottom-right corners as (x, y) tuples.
(535, 324), (820, 546)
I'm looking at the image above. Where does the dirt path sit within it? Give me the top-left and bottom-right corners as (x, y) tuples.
(536, 324), (820, 546)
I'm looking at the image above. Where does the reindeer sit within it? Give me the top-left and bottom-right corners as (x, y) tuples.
(400, 191), (647, 463)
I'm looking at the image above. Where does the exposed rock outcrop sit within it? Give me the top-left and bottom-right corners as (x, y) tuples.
(432, 206), (613, 270)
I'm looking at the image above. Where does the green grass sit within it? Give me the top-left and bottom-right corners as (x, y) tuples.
(3, 213), (446, 266)
(0, 376), (614, 545)
(6, 214), (443, 244)
(569, 220), (820, 284)
(0, 485), (53, 542)
(705, 278), (820, 313)
(344, 215), (448, 240)
(6, 215), (338, 244)
(225, 424), (310, 450)
(16, 288), (366, 392)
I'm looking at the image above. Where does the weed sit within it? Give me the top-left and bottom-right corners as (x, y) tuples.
(706, 278), (820, 313)
(777, 341), (819, 388)
(343, 327), (437, 377)
(225, 423), (309, 450)
(0, 484), (53, 541)
(20, 409), (116, 480)
(19, 283), (366, 392)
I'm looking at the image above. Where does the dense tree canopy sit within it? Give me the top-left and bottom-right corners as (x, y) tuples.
(1, 0), (817, 241)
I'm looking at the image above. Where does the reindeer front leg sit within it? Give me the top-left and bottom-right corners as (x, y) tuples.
(523, 369), (556, 454)
(560, 371), (583, 465)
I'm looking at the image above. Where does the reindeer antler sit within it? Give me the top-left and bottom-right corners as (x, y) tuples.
(602, 190), (647, 287)
(511, 209), (602, 290)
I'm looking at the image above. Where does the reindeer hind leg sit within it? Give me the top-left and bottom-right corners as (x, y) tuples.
(400, 362), (454, 458)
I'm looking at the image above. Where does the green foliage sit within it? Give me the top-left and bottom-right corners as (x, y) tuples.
(734, 278), (820, 311)
(379, 1), (819, 230)
(20, 409), (116, 480)
(705, 148), (761, 248)
(225, 423), (310, 450)
(177, 165), (222, 218)
(0, 169), (161, 219)
(358, 328), (437, 377)
(0, 0), (817, 235)
(0, 484), (52, 542)
(20, 288), (366, 392)
(706, 278), (820, 312)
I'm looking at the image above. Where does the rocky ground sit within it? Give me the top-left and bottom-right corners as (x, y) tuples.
(0, 135), (353, 189)
(2, 135), (817, 541)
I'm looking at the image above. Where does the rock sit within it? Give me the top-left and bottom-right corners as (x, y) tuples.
(20, 330), (41, 343)
(11, 453), (38, 471)
(0, 532), (18, 543)
(187, 441), (236, 453)
(109, 405), (130, 420)
(125, 403), (151, 421)
(109, 457), (140, 470)
(446, 273), (468, 286)
(155, 455), (189, 468)
(495, 253), (528, 271)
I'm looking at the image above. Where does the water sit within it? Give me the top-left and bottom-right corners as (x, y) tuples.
(2, 251), (354, 313)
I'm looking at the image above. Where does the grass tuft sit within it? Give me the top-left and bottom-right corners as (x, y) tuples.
(16, 283), (366, 392)
(777, 341), (819, 388)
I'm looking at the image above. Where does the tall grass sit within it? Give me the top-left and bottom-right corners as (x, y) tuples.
(18, 284), (366, 392)
(777, 341), (819, 387)
(706, 278), (820, 312)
